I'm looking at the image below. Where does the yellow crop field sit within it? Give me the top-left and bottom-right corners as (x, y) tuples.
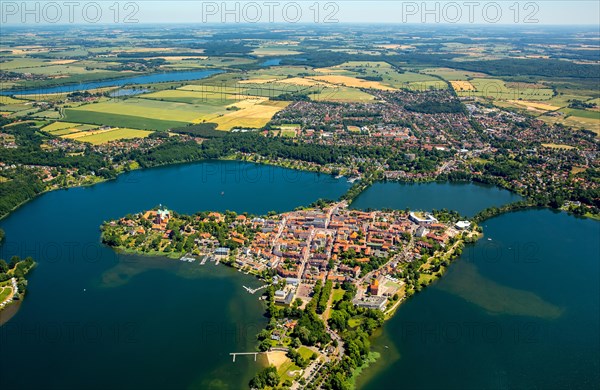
(376, 44), (415, 50)
(308, 75), (396, 91)
(42, 121), (81, 132)
(277, 77), (330, 87)
(0, 96), (27, 105)
(63, 128), (153, 144)
(62, 128), (114, 139)
(542, 143), (575, 149)
(208, 100), (289, 130)
(450, 80), (476, 91)
(49, 59), (79, 65)
(314, 67), (347, 74)
(507, 100), (561, 111)
(238, 78), (279, 84)
(251, 47), (302, 56)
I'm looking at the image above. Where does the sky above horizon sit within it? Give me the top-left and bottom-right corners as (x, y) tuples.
(1, 1), (599, 26)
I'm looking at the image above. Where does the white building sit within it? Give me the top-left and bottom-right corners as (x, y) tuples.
(455, 221), (472, 230)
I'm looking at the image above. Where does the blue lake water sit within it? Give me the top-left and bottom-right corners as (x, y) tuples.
(0, 161), (350, 389)
(351, 181), (522, 217)
(359, 209), (599, 389)
(0, 169), (597, 389)
(2, 69), (223, 96)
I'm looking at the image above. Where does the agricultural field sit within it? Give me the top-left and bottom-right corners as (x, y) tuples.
(276, 77), (327, 87)
(208, 98), (289, 130)
(0, 58), (59, 70)
(42, 121), (99, 135)
(506, 100), (561, 111)
(245, 66), (317, 80)
(140, 89), (238, 106)
(308, 75), (396, 91)
(251, 46), (303, 56)
(64, 98), (218, 131)
(541, 143), (576, 150)
(563, 108), (600, 120)
(160, 57), (255, 70)
(314, 61), (445, 90)
(455, 78), (554, 100)
(421, 67), (488, 81)
(0, 96), (27, 105)
(72, 99), (207, 122)
(450, 80), (476, 92)
(63, 109), (188, 131)
(62, 127), (153, 144)
(41, 121), (82, 132)
(540, 111), (600, 136)
(309, 85), (375, 103)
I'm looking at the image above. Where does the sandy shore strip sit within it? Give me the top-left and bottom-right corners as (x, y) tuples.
(266, 351), (288, 368)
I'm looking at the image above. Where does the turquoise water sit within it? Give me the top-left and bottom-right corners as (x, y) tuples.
(359, 208), (600, 389)
(2, 69), (222, 96)
(0, 161), (350, 389)
(351, 181), (522, 217)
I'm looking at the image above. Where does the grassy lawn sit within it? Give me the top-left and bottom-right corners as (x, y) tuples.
(331, 288), (345, 304)
(0, 286), (13, 303)
(277, 359), (301, 384)
(280, 129), (296, 138)
(348, 316), (365, 328)
(297, 346), (315, 361)
(418, 273), (437, 285)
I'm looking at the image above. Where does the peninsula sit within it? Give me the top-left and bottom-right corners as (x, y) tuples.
(101, 201), (479, 389)
(0, 255), (36, 318)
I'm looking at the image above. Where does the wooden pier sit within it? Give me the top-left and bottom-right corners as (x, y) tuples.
(230, 352), (260, 362)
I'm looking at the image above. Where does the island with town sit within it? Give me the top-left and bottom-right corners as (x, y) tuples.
(101, 201), (478, 389)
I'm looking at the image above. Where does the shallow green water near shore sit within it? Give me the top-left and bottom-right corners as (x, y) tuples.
(359, 209), (600, 390)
